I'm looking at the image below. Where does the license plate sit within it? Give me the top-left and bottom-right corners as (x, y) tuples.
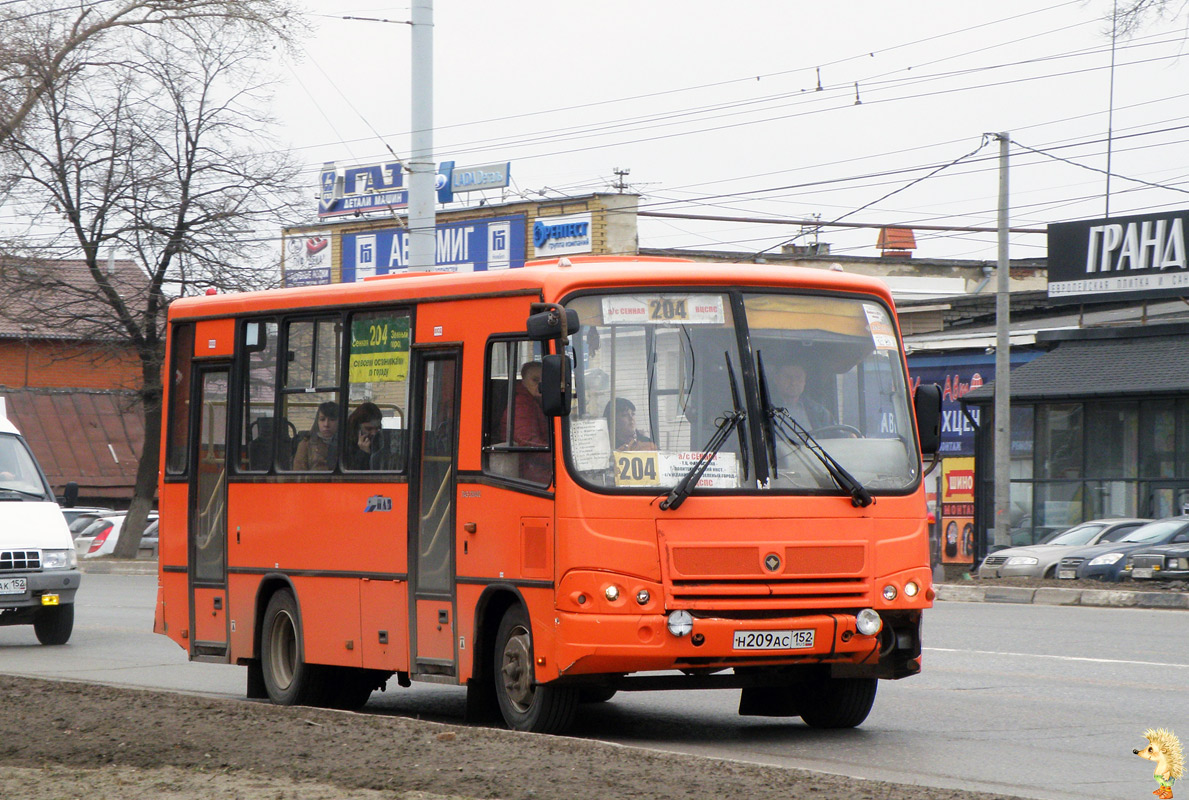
(732, 629), (814, 650)
(1132, 567), (1154, 579)
(0, 577), (27, 595)
(1057, 569), (1077, 580)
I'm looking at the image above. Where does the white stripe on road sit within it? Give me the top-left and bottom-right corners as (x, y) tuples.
(925, 647), (1189, 669)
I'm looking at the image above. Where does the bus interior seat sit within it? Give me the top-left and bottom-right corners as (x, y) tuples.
(247, 416), (297, 471)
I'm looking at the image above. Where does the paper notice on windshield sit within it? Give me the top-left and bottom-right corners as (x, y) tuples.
(658, 451), (738, 488)
(570, 418), (612, 471)
(862, 304), (898, 351)
(601, 294), (725, 325)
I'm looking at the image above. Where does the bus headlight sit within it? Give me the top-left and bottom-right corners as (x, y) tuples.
(604, 585), (620, 602)
(856, 608), (882, 636)
(666, 610), (693, 637)
(882, 584), (898, 601)
(904, 581), (920, 598)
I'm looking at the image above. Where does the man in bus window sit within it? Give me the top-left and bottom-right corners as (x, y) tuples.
(772, 363), (832, 429)
(293, 401), (339, 470)
(502, 361), (551, 483)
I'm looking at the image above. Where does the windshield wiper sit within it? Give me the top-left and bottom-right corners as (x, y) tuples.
(0, 487), (46, 501)
(660, 353), (747, 511)
(756, 351), (873, 508)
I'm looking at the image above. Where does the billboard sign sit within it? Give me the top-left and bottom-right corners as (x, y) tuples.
(283, 234), (334, 286)
(1048, 209), (1189, 303)
(341, 214), (526, 281)
(532, 212), (592, 256)
(318, 160), (408, 218)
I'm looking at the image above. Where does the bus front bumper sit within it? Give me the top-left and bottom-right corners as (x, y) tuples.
(552, 608), (889, 678)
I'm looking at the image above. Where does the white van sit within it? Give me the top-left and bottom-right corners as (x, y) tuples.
(0, 406), (80, 645)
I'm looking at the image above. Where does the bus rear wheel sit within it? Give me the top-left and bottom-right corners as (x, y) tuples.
(493, 605), (578, 734)
(33, 603), (73, 645)
(261, 590), (324, 706)
(798, 676), (878, 729)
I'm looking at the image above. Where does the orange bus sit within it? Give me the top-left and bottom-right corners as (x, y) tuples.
(155, 256), (941, 733)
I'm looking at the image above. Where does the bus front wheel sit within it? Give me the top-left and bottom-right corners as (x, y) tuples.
(493, 605), (578, 734)
(261, 590), (323, 706)
(798, 676), (878, 728)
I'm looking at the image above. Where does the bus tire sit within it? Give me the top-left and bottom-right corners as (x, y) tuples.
(261, 590), (324, 706)
(33, 603), (73, 645)
(493, 605), (578, 733)
(798, 676), (878, 729)
(324, 667), (384, 711)
(578, 686), (617, 704)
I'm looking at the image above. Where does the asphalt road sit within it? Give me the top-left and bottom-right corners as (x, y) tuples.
(2, 574), (1186, 800)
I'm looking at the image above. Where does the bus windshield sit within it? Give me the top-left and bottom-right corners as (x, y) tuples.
(564, 290), (919, 495)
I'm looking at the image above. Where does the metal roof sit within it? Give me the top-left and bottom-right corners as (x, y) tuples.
(1, 388), (143, 500)
(964, 324), (1189, 403)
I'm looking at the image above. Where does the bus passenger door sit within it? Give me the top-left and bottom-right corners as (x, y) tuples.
(408, 349), (460, 679)
(188, 364), (230, 661)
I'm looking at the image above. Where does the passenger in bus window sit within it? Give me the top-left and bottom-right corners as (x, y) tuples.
(501, 361), (551, 483)
(605, 398), (656, 451)
(772, 363), (833, 429)
(344, 402), (384, 470)
(293, 401), (339, 471)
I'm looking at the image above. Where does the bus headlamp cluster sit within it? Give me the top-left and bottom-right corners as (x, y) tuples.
(855, 608), (882, 636)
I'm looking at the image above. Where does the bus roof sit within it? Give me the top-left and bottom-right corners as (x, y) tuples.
(167, 256), (897, 321)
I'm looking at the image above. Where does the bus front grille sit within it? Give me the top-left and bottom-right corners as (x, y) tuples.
(668, 578), (869, 609)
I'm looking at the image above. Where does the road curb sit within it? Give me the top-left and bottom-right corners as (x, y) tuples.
(937, 583), (1189, 610)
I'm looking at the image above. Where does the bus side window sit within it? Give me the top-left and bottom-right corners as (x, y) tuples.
(165, 322), (195, 476)
(279, 317), (343, 473)
(343, 309), (411, 472)
(239, 319), (281, 473)
(483, 339), (551, 485)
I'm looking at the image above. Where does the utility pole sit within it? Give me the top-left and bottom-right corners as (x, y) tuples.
(408, 0), (435, 272)
(612, 167), (631, 193)
(992, 132), (1012, 549)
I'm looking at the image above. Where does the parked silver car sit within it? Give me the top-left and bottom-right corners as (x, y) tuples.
(978, 518), (1149, 579)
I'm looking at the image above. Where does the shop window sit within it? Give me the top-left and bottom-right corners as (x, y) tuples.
(1085, 402), (1137, 479)
(1036, 404), (1083, 480)
(1141, 400), (1177, 479)
(1085, 480), (1137, 520)
(1034, 482), (1084, 540)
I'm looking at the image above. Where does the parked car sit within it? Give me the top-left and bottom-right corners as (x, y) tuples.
(978, 518), (1149, 579)
(74, 512), (158, 559)
(1057, 517), (1189, 581)
(66, 508), (116, 535)
(1124, 540), (1189, 581)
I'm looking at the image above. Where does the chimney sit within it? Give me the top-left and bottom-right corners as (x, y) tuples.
(876, 227), (916, 258)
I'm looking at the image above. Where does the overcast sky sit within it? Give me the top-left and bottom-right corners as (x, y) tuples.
(276, 1), (1189, 262)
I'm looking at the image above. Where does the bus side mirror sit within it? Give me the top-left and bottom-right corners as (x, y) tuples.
(526, 306), (581, 341)
(539, 354), (573, 417)
(914, 383), (942, 455)
(62, 481), (79, 508)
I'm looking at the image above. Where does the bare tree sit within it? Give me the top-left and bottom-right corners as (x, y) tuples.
(0, 0), (296, 147)
(1110, 0), (1189, 36)
(2, 13), (304, 556)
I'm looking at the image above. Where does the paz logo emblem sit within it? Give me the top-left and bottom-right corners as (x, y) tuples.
(764, 553), (782, 572)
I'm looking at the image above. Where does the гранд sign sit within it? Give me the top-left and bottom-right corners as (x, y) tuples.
(1048, 210), (1189, 303)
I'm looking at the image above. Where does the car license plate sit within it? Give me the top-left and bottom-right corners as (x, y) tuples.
(1057, 569), (1077, 580)
(732, 629), (814, 650)
(0, 577), (27, 595)
(1132, 567), (1154, 579)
